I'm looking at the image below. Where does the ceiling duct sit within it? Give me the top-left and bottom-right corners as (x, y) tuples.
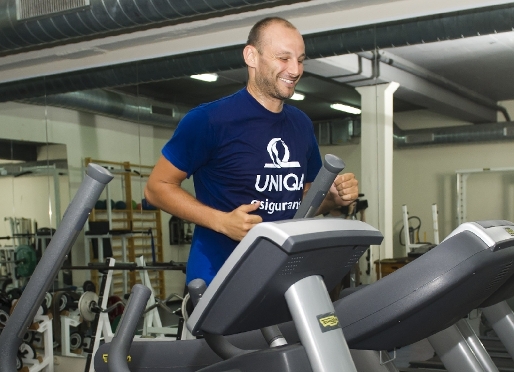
(393, 122), (514, 148)
(365, 50), (511, 122)
(21, 89), (191, 128)
(1, 3), (514, 102)
(0, 0), (289, 53)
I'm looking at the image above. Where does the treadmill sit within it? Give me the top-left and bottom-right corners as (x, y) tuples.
(100, 220), (514, 372)
(335, 219), (514, 372)
(103, 154), (384, 372)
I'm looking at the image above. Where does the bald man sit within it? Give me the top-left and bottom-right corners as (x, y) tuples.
(145, 17), (359, 285)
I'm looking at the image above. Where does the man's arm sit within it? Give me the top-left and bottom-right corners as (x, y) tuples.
(144, 156), (262, 241)
(303, 173), (359, 216)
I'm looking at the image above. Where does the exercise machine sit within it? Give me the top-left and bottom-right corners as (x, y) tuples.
(336, 219), (514, 372)
(109, 217), (383, 372)
(97, 217), (514, 372)
(401, 204), (439, 257)
(0, 163), (113, 372)
(101, 158), (514, 372)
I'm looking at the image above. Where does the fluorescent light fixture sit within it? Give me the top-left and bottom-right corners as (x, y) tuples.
(330, 103), (361, 115)
(290, 92), (305, 101)
(190, 73), (218, 82)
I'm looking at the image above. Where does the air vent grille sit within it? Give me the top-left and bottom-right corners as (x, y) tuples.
(17, 0), (90, 21)
(279, 256), (304, 276)
(485, 261), (513, 293)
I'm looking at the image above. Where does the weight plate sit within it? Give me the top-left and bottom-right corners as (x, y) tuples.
(59, 292), (70, 311)
(32, 334), (43, 349)
(0, 291), (10, 306)
(2, 279), (14, 293)
(69, 332), (83, 350)
(0, 305), (10, 326)
(7, 288), (22, 301)
(16, 354), (22, 370)
(19, 342), (36, 360)
(22, 330), (34, 344)
(15, 245), (37, 278)
(78, 291), (99, 322)
(44, 292), (53, 309)
(36, 302), (48, 317)
(82, 280), (96, 293)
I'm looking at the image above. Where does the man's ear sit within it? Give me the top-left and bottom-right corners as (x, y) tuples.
(243, 45), (258, 67)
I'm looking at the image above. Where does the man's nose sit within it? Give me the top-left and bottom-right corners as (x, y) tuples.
(287, 59), (302, 77)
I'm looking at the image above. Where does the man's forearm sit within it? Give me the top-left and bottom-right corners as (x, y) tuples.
(144, 183), (225, 234)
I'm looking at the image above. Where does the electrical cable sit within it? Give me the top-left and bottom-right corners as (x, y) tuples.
(399, 216), (422, 246)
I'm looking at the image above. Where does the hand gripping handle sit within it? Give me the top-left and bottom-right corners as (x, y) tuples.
(294, 154), (346, 219)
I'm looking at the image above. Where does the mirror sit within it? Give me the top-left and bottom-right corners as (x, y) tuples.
(0, 93), (71, 293)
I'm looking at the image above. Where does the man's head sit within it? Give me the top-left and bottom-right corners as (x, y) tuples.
(243, 17), (305, 111)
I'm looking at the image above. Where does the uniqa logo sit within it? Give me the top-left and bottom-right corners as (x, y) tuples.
(264, 138), (300, 168)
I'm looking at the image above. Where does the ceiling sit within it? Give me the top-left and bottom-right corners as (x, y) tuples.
(1, 0), (514, 127)
(386, 32), (514, 102)
(116, 68), (365, 123)
(115, 28), (514, 125)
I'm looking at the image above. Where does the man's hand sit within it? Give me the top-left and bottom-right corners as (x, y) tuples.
(331, 173), (359, 206)
(218, 202), (263, 241)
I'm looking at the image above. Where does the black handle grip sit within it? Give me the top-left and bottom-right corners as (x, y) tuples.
(294, 154), (345, 219)
(188, 278), (207, 307)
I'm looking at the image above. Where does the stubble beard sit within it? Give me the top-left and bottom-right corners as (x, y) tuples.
(255, 73), (294, 101)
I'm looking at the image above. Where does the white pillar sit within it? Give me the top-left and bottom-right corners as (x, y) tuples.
(356, 82), (399, 284)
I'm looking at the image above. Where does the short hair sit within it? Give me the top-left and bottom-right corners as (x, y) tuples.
(246, 17), (297, 53)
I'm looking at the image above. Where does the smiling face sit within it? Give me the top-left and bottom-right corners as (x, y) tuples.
(244, 20), (305, 112)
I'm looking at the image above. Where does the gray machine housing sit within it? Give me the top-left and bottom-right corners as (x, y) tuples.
(336, 220), (514, 350)
(94, 220), (514, 372)
(187, 217), (383, 336)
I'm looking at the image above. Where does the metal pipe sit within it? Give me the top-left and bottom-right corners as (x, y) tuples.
(377, 50), (510, 122)
(0, 0), (286, 53)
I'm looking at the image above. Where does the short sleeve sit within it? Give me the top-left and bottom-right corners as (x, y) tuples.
(305, 123), (322, 183)
(161, 107), (216, 178)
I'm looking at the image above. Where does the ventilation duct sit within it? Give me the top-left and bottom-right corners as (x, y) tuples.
(0, 0), (289, 53)
(394, 122), (514, 148)
(21, 89), (191, 128)
(362, 50), (511, 122)
(2, 3), (514, 102)
(0, 45), (245, 102)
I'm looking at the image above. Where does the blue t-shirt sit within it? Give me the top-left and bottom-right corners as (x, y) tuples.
(162, 88), (322, 284)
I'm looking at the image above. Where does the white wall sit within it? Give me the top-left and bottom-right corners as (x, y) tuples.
(322, 103), (514, 259)
(391, 102), (514, 256)
(0, 101), (191, 295)
(2, 98), (514, 293)
(0, 175), (70, 238)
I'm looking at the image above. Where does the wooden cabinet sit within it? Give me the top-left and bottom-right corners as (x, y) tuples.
(374, 257), (413, 279)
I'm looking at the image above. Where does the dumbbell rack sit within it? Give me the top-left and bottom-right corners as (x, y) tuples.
(0, 247), (19, 290)
(21, 314), (53, 372)
(136, 256), (181, 338)
(84, 258), (116, 372)
(60, 310), (82, 358)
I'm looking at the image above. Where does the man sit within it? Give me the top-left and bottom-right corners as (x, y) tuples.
(145, 17), (359, 285)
